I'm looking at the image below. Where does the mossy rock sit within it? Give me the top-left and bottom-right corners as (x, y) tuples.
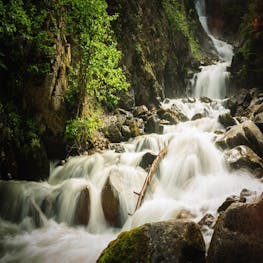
(97, 225), (150, 263)
(97, 220), (205, 263)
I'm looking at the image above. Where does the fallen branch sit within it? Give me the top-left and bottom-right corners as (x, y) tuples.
(131, 147), (168, 214)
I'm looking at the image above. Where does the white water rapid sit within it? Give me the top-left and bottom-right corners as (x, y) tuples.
(193, 0), (233, 99)
(0, 2), (262, 263)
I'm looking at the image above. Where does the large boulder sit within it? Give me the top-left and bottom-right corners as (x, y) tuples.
(139, 152), (157, 170)
(98, 220), (205, 263)
(218, 112), (236, 128)
(224, 145), (263, 178)
(101, 176), (122, 228)
(158, 106), (188, 125)
(216, 120), (263, 158)
(105, 124), (123, 143)
(133, 105), (149, 117)
(74, 186), (90, 226)
(207, 195), (263, 263)
(144, 115), (162, 134)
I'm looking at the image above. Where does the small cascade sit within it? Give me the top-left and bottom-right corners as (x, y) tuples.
(192, 0), (233, 99)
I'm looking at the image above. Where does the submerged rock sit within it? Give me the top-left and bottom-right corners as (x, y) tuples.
(199, 97), (212, 103)
(224, 145), (263, 177)
(207, 195), (263, 263)
(97, 220), (205, 263)
(191, 113), (204, 121)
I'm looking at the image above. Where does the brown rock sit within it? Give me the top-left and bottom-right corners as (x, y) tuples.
(145, 115), (162, 134)
(216, 120), (263, 158)
(101, 176), (121, 228)
(198, 213), (215, 228)
(207, 195), (263, 263)
(218, 112), (236, 128)
(74, 186), (90, 226)
(217, 195), (245, 213)
(224, 145), (263, 177)
(98, 220), (205, 263)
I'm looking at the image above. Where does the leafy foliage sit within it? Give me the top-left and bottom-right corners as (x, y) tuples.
(65, 112), (102, 153)
(0, 0), (129, 155)
(63, 0), (129, 111)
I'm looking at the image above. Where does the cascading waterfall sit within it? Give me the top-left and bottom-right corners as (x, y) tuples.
(193, 0), (233, 99)
(0, 2), (262, 263)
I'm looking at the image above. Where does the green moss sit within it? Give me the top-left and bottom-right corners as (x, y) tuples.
(97, 226), (150, 263)
(162, 0), (201, 60)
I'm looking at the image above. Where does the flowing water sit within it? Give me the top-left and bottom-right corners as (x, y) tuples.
(192, 0), (233, 99)
(0, 1), (262, 262)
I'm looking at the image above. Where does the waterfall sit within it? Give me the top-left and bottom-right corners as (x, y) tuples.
(193, 0), (233, 99)
(0, 3), (262, 263)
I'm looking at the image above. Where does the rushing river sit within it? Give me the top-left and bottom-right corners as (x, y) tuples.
(0, 1), (262, 262)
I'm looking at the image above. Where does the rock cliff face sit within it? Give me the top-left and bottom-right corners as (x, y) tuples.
(230, 0), (263, 91)
(206, 0), (248, 42)
(206, 0), (263, 92)
(107, 0), (212, 108)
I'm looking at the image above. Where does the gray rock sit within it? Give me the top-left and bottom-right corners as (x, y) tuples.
(121, 125), (132, 140)
(158, 106), (188, 125)
(133, 105), (149, 117)
(139, 152), (157, 170)
(106, 124), (123, 143)
(145, 115), (162, 134)
(109, 143), (125, 153)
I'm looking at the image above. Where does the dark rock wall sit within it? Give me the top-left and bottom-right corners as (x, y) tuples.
(230, 0), (263, 91)
(206, 0), (263, 92)
(107, 0), (210, 108)
(206, 0), (248, 42)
